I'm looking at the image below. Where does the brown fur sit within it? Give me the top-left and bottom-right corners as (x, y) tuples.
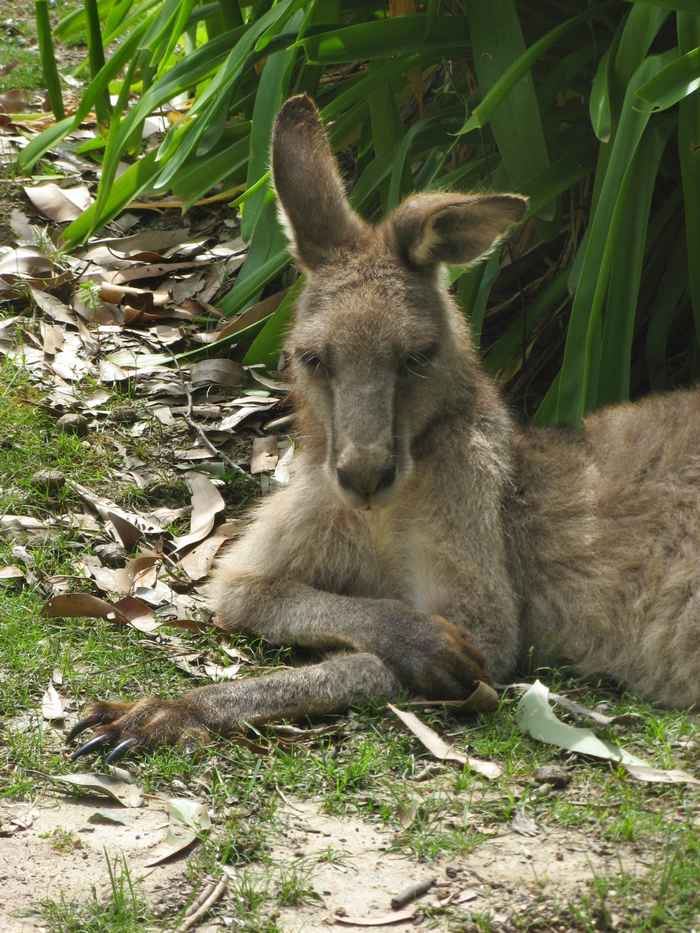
(72, 95), (698, 754)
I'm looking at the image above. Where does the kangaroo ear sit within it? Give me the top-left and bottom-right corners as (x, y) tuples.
(390, 193), (528, 268)
(272, 95), (367, 270)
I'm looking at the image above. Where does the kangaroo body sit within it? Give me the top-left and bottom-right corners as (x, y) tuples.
(70, 96), (698, 760)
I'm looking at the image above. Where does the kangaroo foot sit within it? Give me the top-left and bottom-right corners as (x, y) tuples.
(67, 697), (210, 762)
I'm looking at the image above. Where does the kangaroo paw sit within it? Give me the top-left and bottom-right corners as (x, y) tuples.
(67, 697), (210, 760)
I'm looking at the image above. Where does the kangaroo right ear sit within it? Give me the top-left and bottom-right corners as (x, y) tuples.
(272, 95), (367, 270)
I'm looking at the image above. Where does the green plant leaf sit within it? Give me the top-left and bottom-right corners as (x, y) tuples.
(466, 0), (550, 206)
(555, 50), (677, 426)
(300, 16), (470, 64)
(678, 12), (700, 346)
(636, 47), (700, 111)
(596, 118), (673, 406)
(590, 46), (613, 142)
(243, 277), (304, 364)
(62, 150), (160, 248)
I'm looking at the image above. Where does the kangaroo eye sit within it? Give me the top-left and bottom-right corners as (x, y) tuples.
(297, 350), (327, 374)
(402, 343), (438, 375)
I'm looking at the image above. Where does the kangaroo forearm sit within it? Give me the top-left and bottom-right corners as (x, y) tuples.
(211, 575), (403, 652)
(182, 653), (401, 734)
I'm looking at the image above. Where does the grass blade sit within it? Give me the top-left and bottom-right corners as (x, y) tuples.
(555, 50), (677, 426)
(596, 119), (672, 406)
(467, 0), (549, 203)
(35, 0), (64, 120)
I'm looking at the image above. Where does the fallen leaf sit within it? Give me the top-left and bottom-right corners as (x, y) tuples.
(0, 565), (25, 584)
(24, 183), (92, 222)
(218, 405), (274, 432)
(173, 473), (225, 551)
(190, 358), (242, 389)
(43, 593), (128, 623)
(143, 797), (210, 867)
(516, 680), (648, 767)
(143, 827), (198, 867)
(114, 596), (159, 633)
(510, 806), (538, 836)
(507, 683), (642, 728)
(624, 764), (700, 786)
(30, 287), (77, 326)
(450, 890), (479, 905)
(388, 704), (501, 780)
(107, 511), (143, 551)
(250, 435), (279, 474)
(167, 797), (211, 832)
(272, 442), (295, 485)
(41, 682), (65, 721)
(334, 908), (416, 926)
(0, 245), (53, 278)
(179, 522), (236, 581)
(9, 208), (36, 243)
(52, 773), (143, 808)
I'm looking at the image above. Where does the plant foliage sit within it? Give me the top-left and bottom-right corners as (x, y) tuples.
(21, 0), (700, 425)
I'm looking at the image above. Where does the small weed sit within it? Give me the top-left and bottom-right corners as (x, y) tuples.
(41, 853), (150, 933)
(275, 863), (319, 907)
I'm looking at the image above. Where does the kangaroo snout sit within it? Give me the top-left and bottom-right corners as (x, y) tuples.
(335, 445), (397, 505)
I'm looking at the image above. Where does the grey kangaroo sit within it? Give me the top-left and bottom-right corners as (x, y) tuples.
(70, 95), (699, 761)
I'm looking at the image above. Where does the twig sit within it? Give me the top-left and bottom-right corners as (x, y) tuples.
(178, 875), (227, 931)
(158, 340), (246, 475)
(391, 876), (436, 910)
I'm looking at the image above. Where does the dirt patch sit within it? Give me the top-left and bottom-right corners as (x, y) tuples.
(0, 795), (190, 932)
(270, 799), (646, 932)
(0, 789), (659, 932)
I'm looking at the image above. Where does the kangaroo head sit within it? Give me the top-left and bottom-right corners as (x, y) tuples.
(272, 95), (526, 510)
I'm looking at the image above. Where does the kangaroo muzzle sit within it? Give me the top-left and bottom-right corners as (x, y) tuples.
(336, 443), (396, 503)
(331, 377), (398, 507)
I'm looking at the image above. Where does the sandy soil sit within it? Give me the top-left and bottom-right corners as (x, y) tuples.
(0, 791), (647, 932)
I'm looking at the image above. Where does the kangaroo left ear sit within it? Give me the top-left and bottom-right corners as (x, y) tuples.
(390, 193), (528, 268)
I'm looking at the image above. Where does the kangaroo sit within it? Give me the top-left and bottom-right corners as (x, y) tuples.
(70, 95), (699, 762)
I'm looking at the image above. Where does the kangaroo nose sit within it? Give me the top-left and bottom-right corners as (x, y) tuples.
(337, 462), (396, 500)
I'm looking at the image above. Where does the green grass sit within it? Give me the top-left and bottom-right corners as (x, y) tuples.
(42, 854), (152, 933)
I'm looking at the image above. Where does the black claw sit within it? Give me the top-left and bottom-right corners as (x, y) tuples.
(70, 733), (112, 760)
(105, 738), (138, 764)
(67, 714), (104, 743)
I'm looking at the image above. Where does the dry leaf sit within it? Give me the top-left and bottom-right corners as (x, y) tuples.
(190, 358), (242, 389)
(168, 797), (211, 832)
(41, 682), (65, 721)
(250, 435), (279, 474)
(43, 593), (128, 623)
(143, 827), (198, 867)
(52, 773), (143, 808)
(0, 565), (25, 584)
(334, 907), (416, 926)
(388, 704), (502, 780)
(179, 523), (236, 581)
(510, 806), (538, 836)
(624, 764), (700, 786)
(30, 288), (77, 326)
(114, 596), (159, 633)
(24, 183), (92, 222)
(173, 473), (225, 551)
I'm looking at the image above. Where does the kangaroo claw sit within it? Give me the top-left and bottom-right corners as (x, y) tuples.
(70, 733), (112, 760)
(105, 738), (139, 764)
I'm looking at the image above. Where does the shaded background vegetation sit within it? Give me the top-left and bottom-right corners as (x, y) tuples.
(21, 0), (700, 425)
